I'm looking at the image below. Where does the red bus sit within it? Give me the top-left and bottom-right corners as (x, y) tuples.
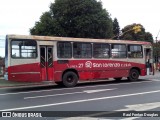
(4, 35), (154, 87)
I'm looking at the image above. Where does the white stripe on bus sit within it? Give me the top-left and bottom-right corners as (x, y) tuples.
(11, 72), (40, 75)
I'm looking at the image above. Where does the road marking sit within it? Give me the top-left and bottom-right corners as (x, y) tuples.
(80, 102), (160, 117)
(84, 88), (116, 93)
(118, 102), (160, 120)
(118, 102), (160, 111)
(150, 79), (160, 81)
(121, 117), (139, 120)
(57, 102), (160, 120)
(0, 80), (155, 96)
(1, 90), (160, 111)
(24, 88), (116, 99)
(24, 92), (84, 99)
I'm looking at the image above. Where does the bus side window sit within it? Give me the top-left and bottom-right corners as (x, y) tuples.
(11, 39), (37, 58)
(111, 44), (126, 58)
(73, 42), (92, 58)
(93, 43), (110, 58)
(128, 45), (142, 58)
(57, 42), (72, 58)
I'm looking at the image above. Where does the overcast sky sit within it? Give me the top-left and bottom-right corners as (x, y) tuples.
(0, 0), (160, 57)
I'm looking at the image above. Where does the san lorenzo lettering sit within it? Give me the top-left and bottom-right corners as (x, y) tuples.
(93, 63), (131, 68)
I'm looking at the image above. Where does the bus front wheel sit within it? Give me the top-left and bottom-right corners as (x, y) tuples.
(127, 69), (139, 82)
(62, 71), (78, 87)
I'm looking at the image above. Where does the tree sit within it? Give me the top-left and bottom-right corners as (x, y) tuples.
(145, 32), (154, 43)
(153, 40), (160, 62)
(113, 18), (120, 39)
(30, 0), (113, 39)
(120, 23), (153, 43)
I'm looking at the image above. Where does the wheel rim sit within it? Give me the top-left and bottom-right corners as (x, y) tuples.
(66, 75), (75, 83)
(131, 71), (138, 79)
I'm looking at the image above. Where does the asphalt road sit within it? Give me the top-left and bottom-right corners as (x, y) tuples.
(0, 73), (160, 120)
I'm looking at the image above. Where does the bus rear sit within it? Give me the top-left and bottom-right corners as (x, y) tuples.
(4, 35), (8, 80)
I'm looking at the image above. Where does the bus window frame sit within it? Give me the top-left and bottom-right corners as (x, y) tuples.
(57, 41), (72, 59)
(128, 44), (143, 58)
(93, 43), (110, 59)
(111, 43), (127, 59)
(73, 42), (92, 59)
(11, 39), (38, 59)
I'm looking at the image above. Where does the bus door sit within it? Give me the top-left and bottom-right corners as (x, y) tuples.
(40, 46), (54, 81)
(144, 48), (153, 75)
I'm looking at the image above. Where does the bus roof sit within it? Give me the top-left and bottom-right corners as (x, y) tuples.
(7, 34), (152, 45)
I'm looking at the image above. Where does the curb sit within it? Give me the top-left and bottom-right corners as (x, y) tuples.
(0, 82), (41, 88)
(0, 78), (55, 89)
(0, 83), (55, 89)
(0, 83), (43, 88)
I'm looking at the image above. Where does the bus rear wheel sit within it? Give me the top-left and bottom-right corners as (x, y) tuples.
(127, 69), (139, 82)
(62, 71), (78, 87)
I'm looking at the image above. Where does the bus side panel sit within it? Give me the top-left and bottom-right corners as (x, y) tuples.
(92, 69), (129, 79)
(40, 67), (47, 81)
(78, 71), (92, 80)
(47, 67), (54, 81)
(53, 61), (93, 81)
(53, 60), (145, 81)
(129, 63), (146, 76)
(141, 68), (146, 76)
(8, 63), (41, 82)
(54, 72), (62, 82)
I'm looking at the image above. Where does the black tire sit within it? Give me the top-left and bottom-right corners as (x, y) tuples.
(114, 77), (122, 81)
(62, 71), (78, 87)
(127, 69), (139, 82)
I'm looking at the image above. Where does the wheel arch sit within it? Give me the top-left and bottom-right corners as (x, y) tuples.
(129, 67), (141, 76)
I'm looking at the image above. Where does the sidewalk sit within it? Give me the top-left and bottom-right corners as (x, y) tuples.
(139, 71), (160, 80)
(0, 77), (47, 88)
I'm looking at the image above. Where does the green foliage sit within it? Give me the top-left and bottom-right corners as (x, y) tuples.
(113, 18), (120, 39)
(30, 12), (55, 36)
(120, 23), (153, 43)
(153, 41), (160, 61)
(30, 0), (113, 39)
(145, 32), (154, 43)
